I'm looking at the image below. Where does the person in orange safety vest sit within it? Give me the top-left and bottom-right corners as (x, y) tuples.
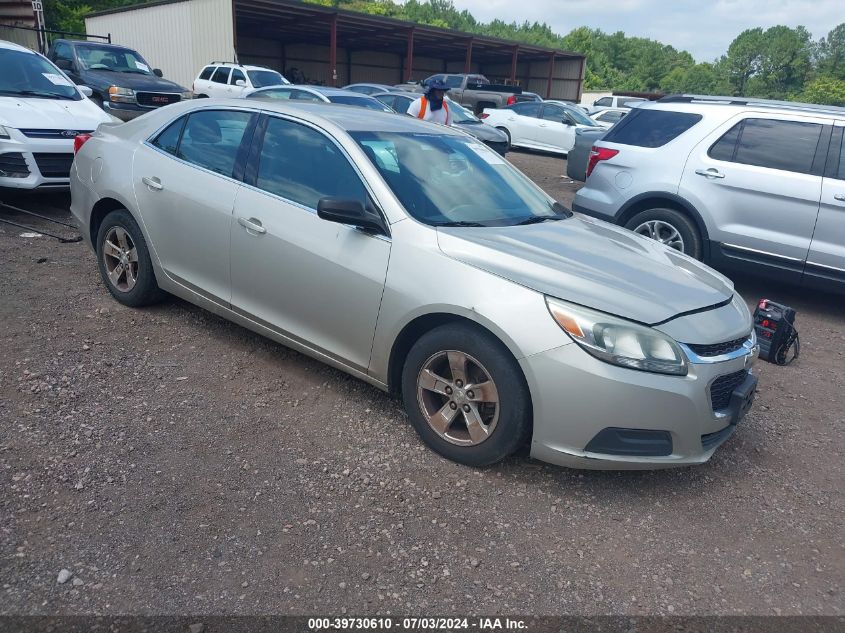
(406, 78), (451, 126)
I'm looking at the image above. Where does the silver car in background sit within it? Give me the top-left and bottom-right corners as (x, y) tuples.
(70, 99), (759, 469)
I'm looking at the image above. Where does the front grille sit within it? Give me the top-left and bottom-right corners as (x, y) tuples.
(701, 425), (735, 451)
(0, 152), (30, 177)
(710, 369), (749, 411)
(33, 153), (74, 178)
(688, 336), (747, 357)
(19, 129), (93, 139)
(136, 92), (181, 107)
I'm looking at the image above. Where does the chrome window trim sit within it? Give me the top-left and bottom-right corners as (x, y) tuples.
(679, 331), (758, 365)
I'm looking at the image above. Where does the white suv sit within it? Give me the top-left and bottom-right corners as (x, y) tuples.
(193, 63), (288, 99)
(573, 95), (845, 294)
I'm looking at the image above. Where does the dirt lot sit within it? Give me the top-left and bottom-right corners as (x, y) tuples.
(1, 151), (843, 617)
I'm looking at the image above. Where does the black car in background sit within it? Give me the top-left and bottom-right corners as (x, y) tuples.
(375, 90), (511, 156)
(47, 40), (190, 121)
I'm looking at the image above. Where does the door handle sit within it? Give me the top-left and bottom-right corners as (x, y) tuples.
(142, 176), (163, 190)
(695, 168), (725, 179)
(539, 123), (548, 127)
(238, 216), (266, 235)
(834, 194), (845, 202)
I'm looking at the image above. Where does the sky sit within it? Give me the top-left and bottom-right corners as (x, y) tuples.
(451, 0), (842, 61)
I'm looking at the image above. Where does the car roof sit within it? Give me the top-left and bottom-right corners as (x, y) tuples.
(0, 40), (34, 53)
(657, 94), (845, 116)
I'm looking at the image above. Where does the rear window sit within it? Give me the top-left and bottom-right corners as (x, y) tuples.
(601, 108), (702, 148)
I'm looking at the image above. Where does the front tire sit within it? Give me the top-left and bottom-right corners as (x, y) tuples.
(624, 207), (702, 260)
(95, 209), (165, 307)
(496, 126), (512, 148)
(401, 323), (531, 466)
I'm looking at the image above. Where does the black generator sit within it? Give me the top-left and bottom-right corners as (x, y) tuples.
(753, 299), (800, 365)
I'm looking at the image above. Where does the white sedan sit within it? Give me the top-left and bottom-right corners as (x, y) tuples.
(1, 39), (113, 190)
(480, 101), (603, 155)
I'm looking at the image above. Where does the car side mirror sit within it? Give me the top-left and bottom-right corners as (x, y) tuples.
(55, 58), (73, 71)
(317, 197), (387, 235)
(79, 85), (93, 97)
(235, 79), (246, 87)
(153, 68), (163, 77)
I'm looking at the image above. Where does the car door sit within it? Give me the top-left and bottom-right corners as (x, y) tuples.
(806, 121), (845, 288)
(229, 68), (247, 97)
(535, 103), (576, 153)
(680, 113), (827, 282)
(229, 114), (391, 371)
(133, 108), (256, 304)
(499, 102), (541, 148)
(208, 66), (231, 97)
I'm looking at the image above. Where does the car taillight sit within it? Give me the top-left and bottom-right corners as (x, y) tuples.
(73, 133), (92, 155)
(479, 113), (489, 119)
(585, 146), (619, 178)
(506, 95), (516, 105)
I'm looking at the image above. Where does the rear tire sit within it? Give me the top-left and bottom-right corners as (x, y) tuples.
(95, 209), (165, 307)
(624, 207), (702, 260)
(401, 323), (531, 467)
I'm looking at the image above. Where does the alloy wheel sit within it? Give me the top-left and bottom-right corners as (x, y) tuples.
(416, 350), (500, 446)
(102, 226), (139, 292)
(633, 219), (685, 251)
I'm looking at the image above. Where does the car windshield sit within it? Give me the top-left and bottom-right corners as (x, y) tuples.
(328, 95), (392, 111)
(352, 131), (569, 227)
(75, 44), (152, 74)
(248, 70), (288, 88)
(563, 106), (599, 126)
(0, 48), (81, 100)
(448, 101), (479, 123)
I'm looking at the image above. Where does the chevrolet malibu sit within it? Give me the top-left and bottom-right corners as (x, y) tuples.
(70, 99), (759, 469)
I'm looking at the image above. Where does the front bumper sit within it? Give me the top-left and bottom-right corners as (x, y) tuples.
(1, 135), (76, 190)
(102, 101), (149, 121)
(521, 339), (758, 470)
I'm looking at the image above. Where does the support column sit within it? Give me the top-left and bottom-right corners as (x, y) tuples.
(510, 45), (518, 83)
(329, 13), (338, 86)
(464, 38), (473, 74)
(404, 28), (415, 82)
(545, 52), (555, 99)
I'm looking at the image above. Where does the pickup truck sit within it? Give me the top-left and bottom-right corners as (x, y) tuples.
(47, 39), (190, 121)
(397, 74), (533, 115)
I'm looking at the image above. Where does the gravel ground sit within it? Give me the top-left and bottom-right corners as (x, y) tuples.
(1, 151), (843, 617)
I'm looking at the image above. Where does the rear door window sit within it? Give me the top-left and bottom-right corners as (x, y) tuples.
(151, 116), (186, 155)
(509, 102), (541, 118)
(594, 97), (612, 106)
(541, 104), (566, 122)
(198, 66), (214, 80)
(731, 118), (822, 175)
(211, 67), (230, 84)
(601, 108), (702, 148)
(177, 110), (253, 177)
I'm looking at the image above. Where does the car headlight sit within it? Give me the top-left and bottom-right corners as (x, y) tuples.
(181, 91), (194, 100)
(546, 297), (688, 376)
(0, 125), (10, 139)
(108, 86), (136, 103)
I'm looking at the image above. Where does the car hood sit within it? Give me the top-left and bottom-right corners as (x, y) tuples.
(436, 215), (734, 325)
(80, 70), (186, 92)
(455, 122), (507, 142)
(0, 96), (111, 130)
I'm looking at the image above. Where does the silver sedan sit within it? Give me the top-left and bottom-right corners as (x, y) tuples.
(70, 99), (759, 469)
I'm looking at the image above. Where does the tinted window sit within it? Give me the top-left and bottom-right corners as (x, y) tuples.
(601, 108), (702, 148)
(375, 94), (395, 109)
(541, 105), (566, 122)
(708, 123), (742, 162)
(256, 117), (367, 209)
(177, 110), (252, 177)
(211, 67), (230, 84)
(509, 102), (541, 117)
(328, 95), (391, 111)
(838, 131), (845, 180)
(230, 68), (246, 85)
(151, 117), (185, 155)
(198, 66), (214, 80)
(595, 97), (612, 106)
(246, 88), (293, 100)
(247, 70), (286, 88)
(598, 110), (625, 123)
(732, 119), (823, 174)
(53, 42), (72, 62)
(444, 75), (463, 89)
(394, 96), (413, 114)
(619, 98), (645, 107)
(75, 44), (152, 75)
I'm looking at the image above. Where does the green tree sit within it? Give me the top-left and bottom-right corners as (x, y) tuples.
(802, 75), (845, 106)
(816, 23), (845, 80)
(724, 27), (763, 95)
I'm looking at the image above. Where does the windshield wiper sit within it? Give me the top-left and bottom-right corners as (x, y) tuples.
(514, 216), (564, 226)
(432, 221), (487, 227)
(12, 90), (76, 100)
(120, 69), (149, 74)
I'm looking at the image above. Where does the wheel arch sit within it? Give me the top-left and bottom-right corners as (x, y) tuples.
(616, 193), (712, 260)
(89, 197), (127, 247)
